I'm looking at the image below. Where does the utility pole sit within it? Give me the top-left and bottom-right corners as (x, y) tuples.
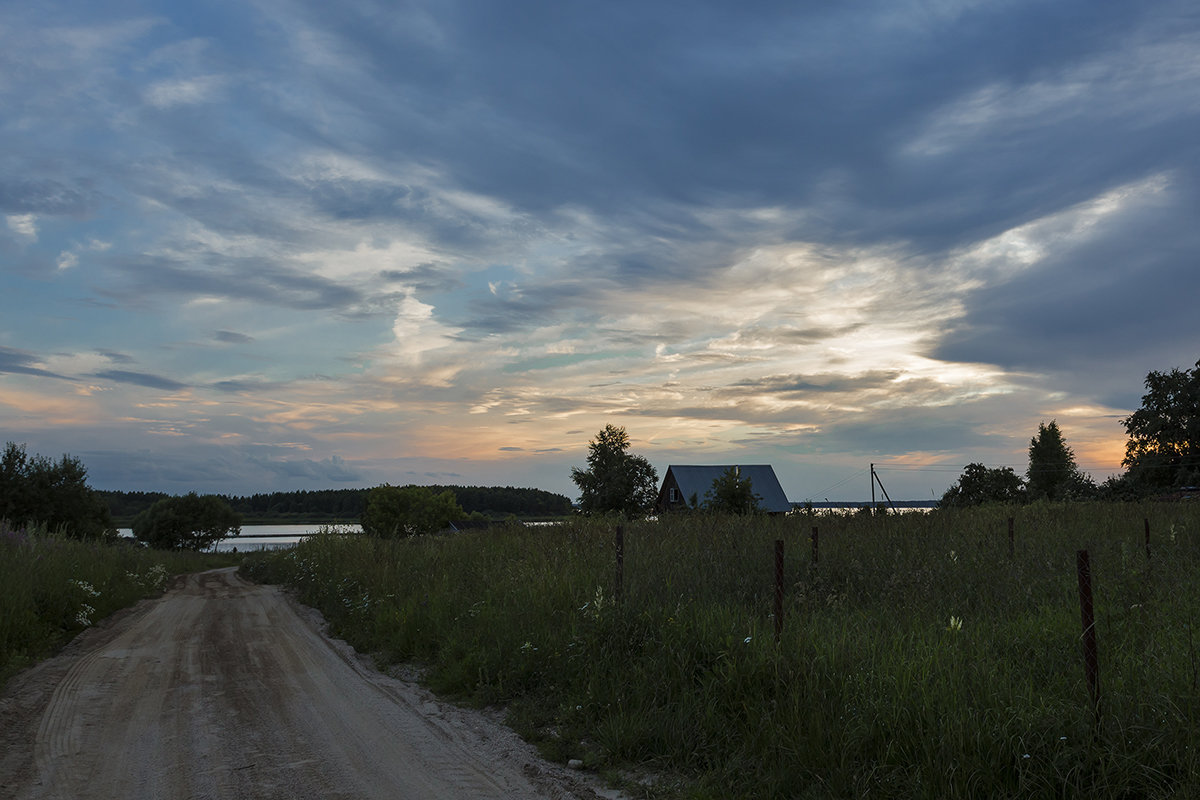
(870, 463), (875, 509)
(870, 463), (897, 512)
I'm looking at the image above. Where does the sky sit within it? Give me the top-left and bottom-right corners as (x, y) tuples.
(2, 1), (1198, 503)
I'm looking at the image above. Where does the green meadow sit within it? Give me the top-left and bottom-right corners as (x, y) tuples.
(0, 523), (240, 687)
(242, 503), (1200, 799)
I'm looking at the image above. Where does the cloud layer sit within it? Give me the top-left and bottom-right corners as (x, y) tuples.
(2, 0), (1196, 499)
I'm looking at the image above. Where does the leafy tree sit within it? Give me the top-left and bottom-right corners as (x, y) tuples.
(0, 442), (115, 540)
(703, 467), (763, 514)
(131, 493), (242, 550)
(939, 463), (1026, 508)
(1095, 472), (1141, 501)
(0, 442), (33, 524)
(361, 485), (464, 537)
(1122, 359), (1200, 491)
(1027, 420), (1093, 500)
(570, 425), (658, 515)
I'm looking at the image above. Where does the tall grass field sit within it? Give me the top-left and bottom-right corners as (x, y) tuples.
(0, 522), (240, 687)
(243, 503), (1200, 799)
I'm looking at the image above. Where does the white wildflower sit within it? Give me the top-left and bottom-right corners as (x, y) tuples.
(75, 603), (96, 627)
(69, 579), (101, 598)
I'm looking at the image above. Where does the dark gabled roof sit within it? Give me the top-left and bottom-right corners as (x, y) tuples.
(663, 465), (791, 513)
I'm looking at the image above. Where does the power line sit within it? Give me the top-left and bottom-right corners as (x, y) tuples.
(871, 462), (1127, 474)
(809, 468), (869, 498)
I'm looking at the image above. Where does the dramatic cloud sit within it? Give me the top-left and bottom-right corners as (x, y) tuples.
(0, 346), (74, 381)
(1, 0), (1194, 498)
(89, 370), (189, 391)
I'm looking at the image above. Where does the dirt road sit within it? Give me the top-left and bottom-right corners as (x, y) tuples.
(0, 568), (620, 800)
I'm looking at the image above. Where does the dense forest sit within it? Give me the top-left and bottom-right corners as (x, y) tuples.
(100, 485), (574, 525)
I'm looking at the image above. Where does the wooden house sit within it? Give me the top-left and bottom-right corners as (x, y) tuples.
(656, 464), (792, 514)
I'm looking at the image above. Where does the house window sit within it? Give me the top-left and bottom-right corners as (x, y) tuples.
(669, 488), (677, 503)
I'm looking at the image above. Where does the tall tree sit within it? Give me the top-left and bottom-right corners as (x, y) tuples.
(132, 493), (242, 550)
(1122, 359), (1200, 491)
(0, 442), (115, 539)
(571, 425), (658, 515)
(1027, 420), (1091, 500)
(939, 463), (1026, 508)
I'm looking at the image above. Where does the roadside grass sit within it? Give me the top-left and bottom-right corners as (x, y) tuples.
(0, 521), (240, 687)
(240, 503), (1200, 799)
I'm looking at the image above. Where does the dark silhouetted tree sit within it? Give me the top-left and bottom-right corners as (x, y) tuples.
(132, 493), (242, 550)
(1122, 359), (1200, 492)
(1027, 420), (1093, 500)
(703, 466), (763, 514)
(0, 442), (114, 540)
(570, 425), (658, 515)
(940, 463), (1026, 508)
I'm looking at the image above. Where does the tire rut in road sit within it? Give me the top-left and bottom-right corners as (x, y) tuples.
(3, 568), (621, 800)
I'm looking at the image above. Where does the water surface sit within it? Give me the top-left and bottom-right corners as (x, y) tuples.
(117, 523), (362, 551)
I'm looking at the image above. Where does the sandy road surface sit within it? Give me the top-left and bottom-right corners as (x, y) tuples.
(0, 568), (620, 800)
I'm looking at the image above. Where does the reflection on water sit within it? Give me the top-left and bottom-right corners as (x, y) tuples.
(117, 524), (363, 552)
(118, 511), (936, 551)
(214, 524), (363, 552)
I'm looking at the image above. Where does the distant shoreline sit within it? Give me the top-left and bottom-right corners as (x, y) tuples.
(796, 500), (939, 509)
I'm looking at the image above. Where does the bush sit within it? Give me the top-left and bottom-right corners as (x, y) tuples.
(131, 493), (242, 550)
(0, 442), (114, 540)
(940, 462), (1027, 507)
(360, 485), (464, 537)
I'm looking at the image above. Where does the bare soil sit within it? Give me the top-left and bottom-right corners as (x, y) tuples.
(0, 568), (624, 800)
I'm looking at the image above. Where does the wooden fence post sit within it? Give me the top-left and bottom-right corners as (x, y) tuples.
(1144, 518), (1151, 559)
(1008, 517), (1015, 558)
(811, 526), (819, 565)
(774, 540), (784, 644)
(615, 525), (624, 605)
(1076, 549), (1101, 722)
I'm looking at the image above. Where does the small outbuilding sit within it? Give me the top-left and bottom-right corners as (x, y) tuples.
(656, 464), (792, 514)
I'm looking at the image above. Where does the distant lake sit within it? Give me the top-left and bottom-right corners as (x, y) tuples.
(116, 510), (937, 550)
(796, 503), (937, 514)
(117, 523), (362, 552)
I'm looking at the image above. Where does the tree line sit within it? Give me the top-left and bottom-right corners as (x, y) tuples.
(941, 359), (1200, 507)
(100, 485), (572, 524)
(3, 442), (573, 550)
